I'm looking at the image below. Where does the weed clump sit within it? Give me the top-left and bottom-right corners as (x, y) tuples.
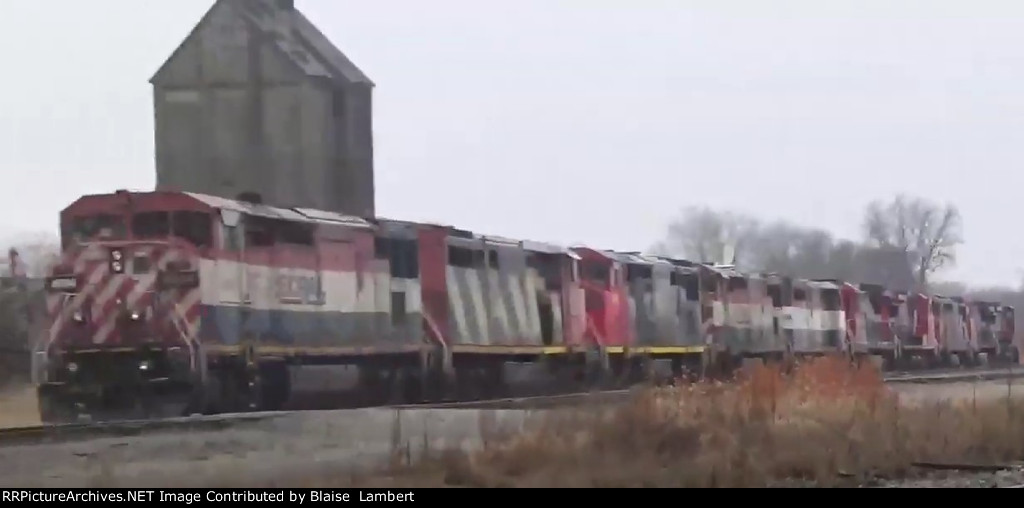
(376, 357), (1024, 487)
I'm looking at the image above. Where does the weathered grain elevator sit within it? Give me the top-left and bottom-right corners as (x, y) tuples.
(150, 0), (375, 217)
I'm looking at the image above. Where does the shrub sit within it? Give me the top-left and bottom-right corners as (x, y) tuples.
(371, 356), (1024, 488)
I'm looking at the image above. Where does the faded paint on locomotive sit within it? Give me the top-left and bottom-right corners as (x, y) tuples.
(765, 276), (845, 355)
(190, 195), (414, 352)
(522, 240), (586, 349)
(613, 252), (657, 348)
(857, 283), (898, 355)
(934, 296), (973, 355)
(443, 234), (551, 347)
(604, 252), (706, 353)
(711, 270), (777, 355)
(841, 282), (870, 355)
(800, 280), (845, 353)
(897, 292), (940, 354)
(573, 247), (631, 348)
(969, 300), (1002, 354)
(670, 264), (707, 351)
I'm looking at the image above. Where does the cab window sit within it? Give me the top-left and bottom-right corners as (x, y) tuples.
(580, 262), (609, 288)
(131, 211), (212, 248)
(62, 214), (126, 247)
(821, 288), (841, 311)
(173, 211), (212, 248)
(132, 212), (170, 239)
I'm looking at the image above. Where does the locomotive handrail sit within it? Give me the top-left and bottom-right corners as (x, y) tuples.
(421, 308), (452, 374)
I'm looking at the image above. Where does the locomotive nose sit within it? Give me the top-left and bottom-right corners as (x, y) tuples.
(113, 297), (155, 338)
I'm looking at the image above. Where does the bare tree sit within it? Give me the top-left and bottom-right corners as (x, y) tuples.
(649, 206), (760, 267)
(746, 221), (864, 280)
(652, 208), (868, 279)
(746, 221), (801, 273)
(862, 194), (963, 290)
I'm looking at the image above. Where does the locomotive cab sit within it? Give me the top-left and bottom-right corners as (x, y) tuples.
(36, 191), (212, 423)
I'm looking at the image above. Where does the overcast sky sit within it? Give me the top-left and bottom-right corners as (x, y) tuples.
(1, 0), (1023, 287)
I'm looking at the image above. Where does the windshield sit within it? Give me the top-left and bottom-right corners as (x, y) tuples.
(131, 211), (212, 248)
(579, 261), (609, 288)
(62, 214), (127, 247)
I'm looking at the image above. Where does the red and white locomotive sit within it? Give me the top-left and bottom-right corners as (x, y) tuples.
(35, 190), (592, 421)
(34, 189), (1021, 422)
(37, 190), (397, 421)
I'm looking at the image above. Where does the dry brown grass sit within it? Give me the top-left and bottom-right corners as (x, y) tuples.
(356, 356), (1024, 488)
(0, 384), (39, 428)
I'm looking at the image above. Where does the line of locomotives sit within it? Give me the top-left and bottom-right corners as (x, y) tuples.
(33, 189), (1019, 423)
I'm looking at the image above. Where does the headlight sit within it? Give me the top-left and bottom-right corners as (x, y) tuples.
(72, 310), (84, 322)
(66, 362), (79, 373)
(130, 310), (141, 321)
(138, 360), (151, 371)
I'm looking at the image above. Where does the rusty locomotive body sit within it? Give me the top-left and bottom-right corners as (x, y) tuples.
(34, 189), (1020, 422)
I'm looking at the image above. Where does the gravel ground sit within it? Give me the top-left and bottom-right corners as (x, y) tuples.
(878, 379), (1024, 488)
(3, 379), (1024, 487)
(889, 378), (1024, 405)
(874, 466), (1024, 488)
(0, 407), (541, 487)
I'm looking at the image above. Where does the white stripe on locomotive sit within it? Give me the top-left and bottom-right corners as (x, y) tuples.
(94, 248), (181, 343)
(446, 266), (471, 345)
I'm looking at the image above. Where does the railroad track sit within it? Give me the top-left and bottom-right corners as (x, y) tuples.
(393, 366), (1024, 410)
(0, 412), (293, 447)
(1, 366), (1021, 448)
(882, 366), (1024, 384)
